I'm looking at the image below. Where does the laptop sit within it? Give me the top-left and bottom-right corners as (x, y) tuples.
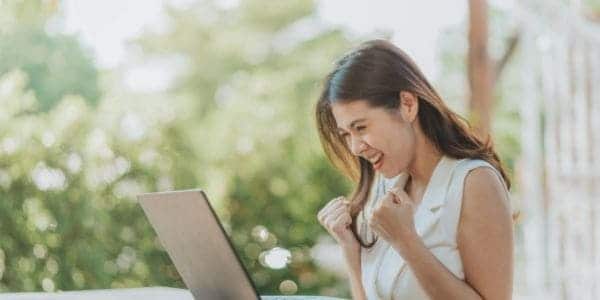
(137, 189), (261, 300)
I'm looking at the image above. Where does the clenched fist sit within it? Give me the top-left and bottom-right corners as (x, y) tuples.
(317, 196), (359, 254)
(368, 186), (418, 250)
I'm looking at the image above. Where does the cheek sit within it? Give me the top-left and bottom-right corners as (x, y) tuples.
(365, 123), (415, 158)
(387, 127), (415, 163)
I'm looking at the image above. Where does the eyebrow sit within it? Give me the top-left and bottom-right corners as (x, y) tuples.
(337, 118), (367, 132)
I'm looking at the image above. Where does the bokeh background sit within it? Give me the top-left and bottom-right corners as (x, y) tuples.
(1, 0), (599, 299)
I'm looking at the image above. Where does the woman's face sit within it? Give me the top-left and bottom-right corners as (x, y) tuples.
(331, 95), (418, 178)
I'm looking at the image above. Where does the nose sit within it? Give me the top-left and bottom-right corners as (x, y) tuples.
(349, 135), (367, 156)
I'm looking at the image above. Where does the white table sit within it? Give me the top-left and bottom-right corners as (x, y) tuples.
(0, 287), (346, 300)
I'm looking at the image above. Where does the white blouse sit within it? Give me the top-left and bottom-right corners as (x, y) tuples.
(358, 156), (508, 299)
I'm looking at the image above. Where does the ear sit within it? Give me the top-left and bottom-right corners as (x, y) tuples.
(398, 91), (418, 123)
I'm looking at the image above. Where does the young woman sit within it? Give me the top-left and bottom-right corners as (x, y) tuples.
(316, 40), (514, 300)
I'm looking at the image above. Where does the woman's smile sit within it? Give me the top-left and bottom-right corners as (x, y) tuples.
(369, 153), (384, 170)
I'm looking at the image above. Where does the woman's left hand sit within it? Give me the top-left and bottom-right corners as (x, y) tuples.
(368, 186), (418, 248)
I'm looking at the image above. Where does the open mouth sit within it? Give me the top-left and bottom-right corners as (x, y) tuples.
(370, 153), (383, 170)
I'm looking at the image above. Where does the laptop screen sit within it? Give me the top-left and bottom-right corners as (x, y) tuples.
(138, 189), (260, 300)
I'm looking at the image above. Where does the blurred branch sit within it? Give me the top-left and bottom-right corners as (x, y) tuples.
(494, 31), (520, 83)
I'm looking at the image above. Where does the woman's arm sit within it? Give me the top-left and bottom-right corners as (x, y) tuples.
(390, 167), (513, 300)
(317, 197), (367, 299)
(342, 246), (367, 300)
(457, 167), (514, 299)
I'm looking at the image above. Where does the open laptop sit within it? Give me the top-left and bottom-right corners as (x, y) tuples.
(137, 189), (261, 300)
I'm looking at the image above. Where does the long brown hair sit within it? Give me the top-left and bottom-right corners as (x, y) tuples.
(315, 39), (511, 248)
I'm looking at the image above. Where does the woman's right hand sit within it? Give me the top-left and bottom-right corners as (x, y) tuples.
(317, 196), (359, 253)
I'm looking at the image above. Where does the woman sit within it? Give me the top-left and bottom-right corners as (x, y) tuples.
(316, 39), (513, 300)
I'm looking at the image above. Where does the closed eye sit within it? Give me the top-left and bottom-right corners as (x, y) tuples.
(337, 126), (365, 138)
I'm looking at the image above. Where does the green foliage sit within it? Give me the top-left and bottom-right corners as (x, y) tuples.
(0, 0), (57, 31)
(135, 0), (357, 296)
(0, 0), (358, 297)
(0, 1), (100, 111)
(0, 27), (101, 111)
(0, 70), (196, 292)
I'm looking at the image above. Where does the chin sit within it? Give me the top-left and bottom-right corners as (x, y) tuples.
(379, 164), (405, 179)
(380, 169), (402, 179)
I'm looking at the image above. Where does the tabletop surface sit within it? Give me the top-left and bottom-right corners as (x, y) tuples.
(0, 287), (346, 300)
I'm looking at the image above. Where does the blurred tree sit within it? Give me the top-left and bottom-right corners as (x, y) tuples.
(437, 2), (522, 199)
(0, 0), (58, 30)
(0, 69), (198, 292)
(583, 0), (600, 21)
(0, 0), (100, 111)
(0, 0), (358, 297)
(136, 0), (357, 296)
(467, 0), (519, 138)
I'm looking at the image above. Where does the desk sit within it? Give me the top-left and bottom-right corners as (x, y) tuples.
(0, 287), (346, 300)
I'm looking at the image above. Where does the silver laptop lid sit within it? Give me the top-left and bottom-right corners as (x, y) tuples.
(137, 189), (260, 300)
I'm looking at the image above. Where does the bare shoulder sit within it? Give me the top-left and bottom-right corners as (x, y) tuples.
(457, 166), (514, 298)
(461, 166), (511, 223)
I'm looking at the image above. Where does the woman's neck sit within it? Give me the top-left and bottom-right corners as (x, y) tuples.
(406, 139), (442, 191)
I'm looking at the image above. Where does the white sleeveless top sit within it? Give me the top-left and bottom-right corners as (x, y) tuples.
(358, 156), (508, 300)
